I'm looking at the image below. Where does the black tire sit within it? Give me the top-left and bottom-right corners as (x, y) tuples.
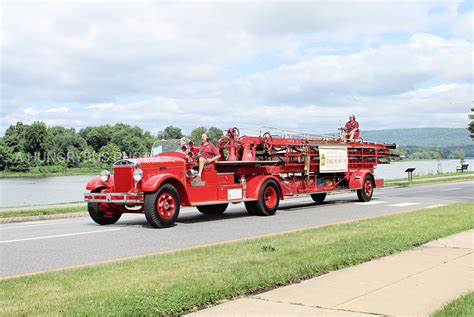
(196, 203), (228, 214)
(245, 201), (259, 215)
(88, 190), (121, 225)
(144, 184), (180, 228)
(254, 179), (280, 216)
(311, 193), (327, 203)
(357, 175), (374, 202)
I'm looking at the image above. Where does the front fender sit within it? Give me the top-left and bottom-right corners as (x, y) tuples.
(141, 174), (185, 192)
(86, 175), (114, 191)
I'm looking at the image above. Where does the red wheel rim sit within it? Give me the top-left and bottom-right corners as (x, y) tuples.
(156, 192), (175, 220)
(364, 179), (373, 196)
(264, 186), (278, 209)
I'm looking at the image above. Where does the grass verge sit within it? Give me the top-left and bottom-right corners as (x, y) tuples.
(384, 172), (473, 187)
(1, 203), (473, 316)
(0, 205), (86, 218)
(432, 291), (474, 317)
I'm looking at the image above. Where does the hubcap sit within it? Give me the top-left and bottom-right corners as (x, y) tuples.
(157, 193), (175, 220)
(364, 179), (373, 196)
(264, 186), (277, 209)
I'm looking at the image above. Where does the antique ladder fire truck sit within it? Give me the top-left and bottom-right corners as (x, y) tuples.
(84, 127), (397, 228)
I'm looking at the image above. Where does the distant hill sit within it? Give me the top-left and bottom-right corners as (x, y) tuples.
(360, 128), (472, 147)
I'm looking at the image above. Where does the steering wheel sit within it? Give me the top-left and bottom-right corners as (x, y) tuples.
(232, 127), (240, 139)
(262, 132), (273, 151)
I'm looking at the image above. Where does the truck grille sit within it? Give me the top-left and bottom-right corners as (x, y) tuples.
(113, 166), (134, 192)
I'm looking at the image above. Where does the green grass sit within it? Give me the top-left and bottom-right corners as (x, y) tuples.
(384, 171), (474, 187)
(0, 205), (86, 218)
(1, 203), (472, 316)
(387, 171), (474, 182)
(432, 292), (474, 317)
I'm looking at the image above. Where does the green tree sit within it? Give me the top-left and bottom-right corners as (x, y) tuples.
(79, 125), (112, 152)
(24, 121), (48, 155)
(158, 126), (184, 140)
(79, 146), (100, 168)
(66, 146), (81, 168)
(207, 127), (223, 143)
(448, 149), (465, 162)
(189, 127), (207, 144)
(3, 122), (27, 152)
(469, 104), (473, 140)
(0, 140), (13, 170)
(99, 143), (122, 165)
(8, 152), (31, 172)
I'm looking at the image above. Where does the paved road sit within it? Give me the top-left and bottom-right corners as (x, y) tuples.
(1, 181), (473, 278)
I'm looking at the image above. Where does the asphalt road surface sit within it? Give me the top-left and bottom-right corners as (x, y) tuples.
(1, 181), (473, 278)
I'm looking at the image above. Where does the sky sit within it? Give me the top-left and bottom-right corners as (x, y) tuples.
(1, 0), (473, 135)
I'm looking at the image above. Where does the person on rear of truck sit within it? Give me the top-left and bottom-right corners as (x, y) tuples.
(344, 114), (360, 141)
(197, 133), (221, 179)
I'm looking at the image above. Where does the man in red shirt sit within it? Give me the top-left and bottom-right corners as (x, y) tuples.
(344, 114), (360, 141)
(197, 133), (221, 179)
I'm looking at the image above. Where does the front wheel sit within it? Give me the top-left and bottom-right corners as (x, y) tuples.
(88, 189), (121, 225)
(197, 203), (228, 214)
(357, 175), (374, 202)
(144, 184), (180, 228)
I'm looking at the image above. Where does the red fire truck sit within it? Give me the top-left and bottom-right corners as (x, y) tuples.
(84, 127), (397, 228)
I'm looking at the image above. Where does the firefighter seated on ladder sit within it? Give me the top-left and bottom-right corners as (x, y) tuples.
(196, 133), (221, 180)
(344, 114), (360, 141)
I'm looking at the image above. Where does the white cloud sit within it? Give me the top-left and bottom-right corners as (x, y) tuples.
(0, 1), (472, 135)
(236, 34), (472, 103)
(23, 107), (37, 116)
(45, 106), (69, 113)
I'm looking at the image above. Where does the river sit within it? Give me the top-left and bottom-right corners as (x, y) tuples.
(0, 159), (472, 207)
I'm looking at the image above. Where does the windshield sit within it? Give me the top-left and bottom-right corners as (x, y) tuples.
(151, 139), (191, 156)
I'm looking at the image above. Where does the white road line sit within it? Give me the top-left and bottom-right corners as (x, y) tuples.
(440, 188), (462, 192)
(425, 204), (448, 209)
(388, 202), (420, 207)
(0, 228), (121, 244)
(355, 200), (387, 205)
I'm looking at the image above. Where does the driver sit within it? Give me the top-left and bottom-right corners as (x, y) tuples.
(197, 133), (221, 179)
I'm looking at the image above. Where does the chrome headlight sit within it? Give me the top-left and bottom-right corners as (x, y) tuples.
(100, 169), (110, 182)
(133, 167), (143, 182)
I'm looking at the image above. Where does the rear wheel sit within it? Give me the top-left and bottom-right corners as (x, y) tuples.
(144, 184), (180, 228)
(254, 180), (280, 216)
(357, 175), (374, 202)
(88, 189), (121, 225)
(311, 193), (327, 203)
(197, 203), (228, 214)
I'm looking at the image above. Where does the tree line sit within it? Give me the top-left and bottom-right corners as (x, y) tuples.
(0, 121), (223, 172)
(0, 121), (470, 173)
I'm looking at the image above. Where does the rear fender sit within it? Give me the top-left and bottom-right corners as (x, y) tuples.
(245, 175), (284, 200)
(86, 175), (114, 191)
(348, 171), (375, 189)
(141, 174), (189, 205)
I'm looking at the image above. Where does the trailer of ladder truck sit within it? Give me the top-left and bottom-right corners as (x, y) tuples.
(84, 127), (398, 228)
